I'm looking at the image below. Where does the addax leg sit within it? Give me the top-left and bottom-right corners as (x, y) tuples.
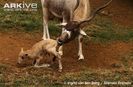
(41, 0), (50, 39)
(78, 35), (84, 60)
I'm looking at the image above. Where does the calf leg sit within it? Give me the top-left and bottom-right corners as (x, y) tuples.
(34, 56), (43, 67)
(54, 52), (62, 72)
(34, 55), (50, 68)
(57, 54), (62, 72)
(58, 45), (63, 56)
(78, 35), (84, 60)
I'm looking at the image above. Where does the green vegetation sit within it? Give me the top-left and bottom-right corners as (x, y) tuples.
(0, 65), (132, 87)
(84, 16), (133, 43)
(0, 7), (42, 31)
(0, 5), (61, 37)
(0, 3), (133, 42)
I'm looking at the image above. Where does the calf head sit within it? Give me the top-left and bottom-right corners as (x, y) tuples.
(17, 48), (31, 65)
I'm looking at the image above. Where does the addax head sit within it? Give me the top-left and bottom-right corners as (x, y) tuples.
(57, 0), (112, 45)
(57, 21), (87, 45)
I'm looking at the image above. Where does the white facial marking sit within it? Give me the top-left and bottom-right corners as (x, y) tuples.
(63, 29), (71, 38)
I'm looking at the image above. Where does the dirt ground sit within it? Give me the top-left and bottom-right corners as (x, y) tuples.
(0, 0), (133, 70)
(0, 0), (133, 86)
(0, 0), (132, 73)
(0, 32), (133, 73)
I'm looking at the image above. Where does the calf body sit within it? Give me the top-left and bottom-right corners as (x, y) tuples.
(18, 39), (62, 72)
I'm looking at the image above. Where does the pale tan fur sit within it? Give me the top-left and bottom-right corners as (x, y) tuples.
(18, 39), (62, 72)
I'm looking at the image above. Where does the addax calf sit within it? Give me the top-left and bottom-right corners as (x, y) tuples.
(17, 39), (62, 72)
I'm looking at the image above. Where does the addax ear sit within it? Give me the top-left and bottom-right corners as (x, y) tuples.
(80, 30), (87, 36)
(56, 23), (67, 27)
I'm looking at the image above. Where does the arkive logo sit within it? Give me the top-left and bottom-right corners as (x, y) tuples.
(3, 1), (38, 11)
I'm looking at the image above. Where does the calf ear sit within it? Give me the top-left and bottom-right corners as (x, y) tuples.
(80, 30), (87, 36)
(21, 48), (24, 53)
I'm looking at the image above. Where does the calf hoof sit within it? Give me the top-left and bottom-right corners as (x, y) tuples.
(34, 65), (40, 68)
(41, 64), (50, 67)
